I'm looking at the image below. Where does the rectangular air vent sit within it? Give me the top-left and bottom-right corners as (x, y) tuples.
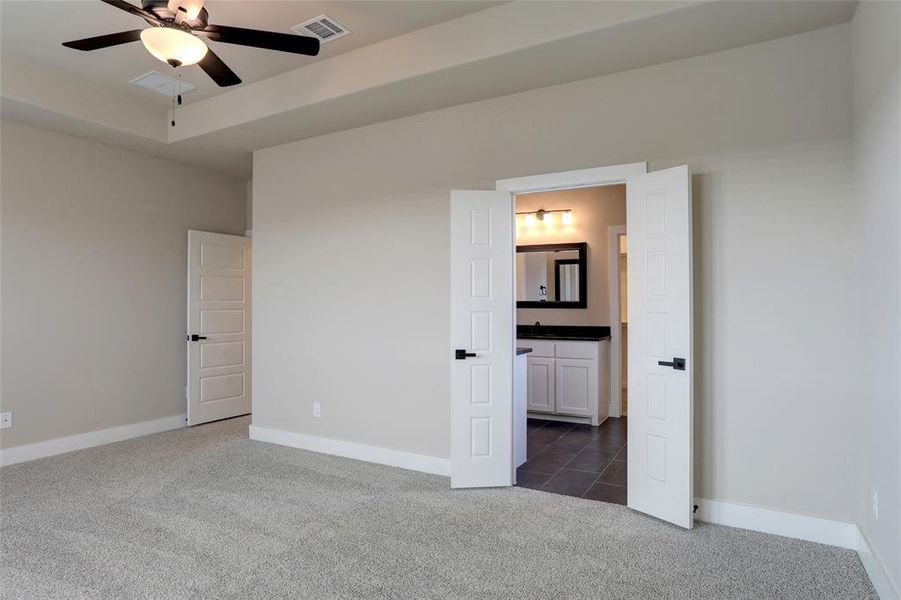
(130, 71), (196, 97)
(291, 15), (350, 44)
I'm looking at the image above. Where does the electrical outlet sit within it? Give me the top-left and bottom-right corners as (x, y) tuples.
(313, 402), (321, 418)
(872, 490), (879, 520)
(0, 412), (11, 430)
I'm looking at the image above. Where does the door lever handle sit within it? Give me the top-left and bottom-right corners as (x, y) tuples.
(187, 334), (208, 342)
(455, 349), (477, 360)
(658, 357), (686, 371)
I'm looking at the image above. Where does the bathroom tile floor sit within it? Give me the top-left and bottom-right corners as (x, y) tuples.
(516, 417), (627, 505)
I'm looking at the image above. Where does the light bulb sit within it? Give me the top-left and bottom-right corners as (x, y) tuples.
(562, 210), (573, 225)
(524, 213), (536, 227)
(141, 26), (208, 67)
(543, 212), (554, 226)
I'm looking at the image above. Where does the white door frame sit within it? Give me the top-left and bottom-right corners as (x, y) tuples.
(497, 163), (647, 430)
(607, 224), (627, 418)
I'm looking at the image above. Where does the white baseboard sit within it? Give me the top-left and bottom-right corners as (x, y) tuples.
(696, 498), (899, 599)
(695, 498), (859, 549)
(856, 529), (900, 600)
(0, 414), (186, 467)
(248, 425), (450, 477)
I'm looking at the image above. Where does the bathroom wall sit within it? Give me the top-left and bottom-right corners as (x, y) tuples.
(516, 185), (626, 326)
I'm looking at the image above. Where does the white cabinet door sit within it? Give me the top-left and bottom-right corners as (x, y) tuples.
(450, 190), (514, 488)
(526, 357), (555, 412)
(555, 358), (597, 417)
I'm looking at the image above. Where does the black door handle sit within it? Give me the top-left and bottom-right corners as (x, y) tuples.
(187, 334), (208, 342)
(658, 357), (686, 371)
(455, 349), (477, 360)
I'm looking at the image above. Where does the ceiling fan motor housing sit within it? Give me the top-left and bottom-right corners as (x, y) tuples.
(142, 0), (208, 29)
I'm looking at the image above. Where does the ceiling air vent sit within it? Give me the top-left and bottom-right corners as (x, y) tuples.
(291, 15), (350, 44)
(130, 71), (196, 97)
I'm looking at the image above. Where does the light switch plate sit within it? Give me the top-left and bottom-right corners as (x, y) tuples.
(0, 412), (11, 429)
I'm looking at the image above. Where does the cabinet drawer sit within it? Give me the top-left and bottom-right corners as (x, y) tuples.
(517, 339), (554, 357)
(554, 341), (598, 359)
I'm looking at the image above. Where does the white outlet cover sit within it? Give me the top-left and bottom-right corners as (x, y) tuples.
(872, 490), (879, 520)
(313, 402), (321, 417)
(0, 412), (11, 429)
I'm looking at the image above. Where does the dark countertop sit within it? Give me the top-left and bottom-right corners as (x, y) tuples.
(518, 335), (611, 341)
(516, 347), (533, 355)
(516, 324), (612, 341)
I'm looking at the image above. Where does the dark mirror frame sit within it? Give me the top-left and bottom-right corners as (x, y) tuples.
(516, 242), (587, 309)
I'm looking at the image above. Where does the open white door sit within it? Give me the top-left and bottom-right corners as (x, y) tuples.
(450, 190), (515, 488)
(626, 165), (694, 528)
(187, 230), (252, 426)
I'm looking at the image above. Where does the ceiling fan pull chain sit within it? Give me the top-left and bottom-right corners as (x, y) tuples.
(170, 69), (183, 128)
(171, 78), (176, 128)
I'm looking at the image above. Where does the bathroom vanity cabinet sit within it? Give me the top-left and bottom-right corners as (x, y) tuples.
(516, 338), (610, 426)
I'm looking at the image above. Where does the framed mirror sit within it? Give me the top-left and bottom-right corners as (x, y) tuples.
(516, 242), (587, 308)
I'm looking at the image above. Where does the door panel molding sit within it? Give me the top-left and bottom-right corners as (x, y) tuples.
(187, 230), (252, 426)
(450, 190), (514, 488)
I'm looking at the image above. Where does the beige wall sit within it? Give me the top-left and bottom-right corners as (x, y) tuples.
(0, 121), (246, 449)
(516, 185), (626, 326)
(253, 24), (860, 522)
(851, 1), (901, 591)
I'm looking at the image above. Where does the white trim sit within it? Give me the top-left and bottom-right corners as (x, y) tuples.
(0, 414), (186, 467)
(249, 424), (451, 477)
(607, 225), (627, 418)
(496, 162), (646, 195)
(856, 529), (900, 600)
(695, 498), (859, 549)
(697, 498), (897, 598)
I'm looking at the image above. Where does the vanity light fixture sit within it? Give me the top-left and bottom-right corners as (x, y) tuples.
(516, 208), (573, 227)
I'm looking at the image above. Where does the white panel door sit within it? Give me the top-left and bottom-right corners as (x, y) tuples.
(187, 230), (252, 426)
(555, 358), (596, 417)
(626, 165), (693, 529)
(526, 357), (555, 412)
(450, 190), (514, 488)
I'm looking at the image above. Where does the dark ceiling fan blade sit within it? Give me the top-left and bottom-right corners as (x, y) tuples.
(197, 25), (319, 56)
(99, 0), (159, 24)
(62, 29), (144, 51)
(198, 47), (242, 87)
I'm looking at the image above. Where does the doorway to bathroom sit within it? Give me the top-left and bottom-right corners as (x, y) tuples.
(450, 162), (695, 529)
(512, 184), (628, 504)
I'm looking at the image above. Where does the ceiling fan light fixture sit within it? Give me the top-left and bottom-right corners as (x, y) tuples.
(140, 26), (208, 67)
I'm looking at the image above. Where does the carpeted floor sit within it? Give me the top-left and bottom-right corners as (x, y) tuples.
(1, 417), (876, 599)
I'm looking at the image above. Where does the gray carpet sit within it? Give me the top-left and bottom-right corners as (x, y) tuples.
(1, 417), (876, 599)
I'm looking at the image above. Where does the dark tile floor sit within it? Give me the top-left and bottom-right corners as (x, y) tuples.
(516, 417), (627, 505)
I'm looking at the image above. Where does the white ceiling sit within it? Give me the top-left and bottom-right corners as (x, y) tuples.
(0, 0), (502, 104)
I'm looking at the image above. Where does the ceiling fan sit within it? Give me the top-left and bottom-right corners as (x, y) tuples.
(62, 0), (320, 87)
